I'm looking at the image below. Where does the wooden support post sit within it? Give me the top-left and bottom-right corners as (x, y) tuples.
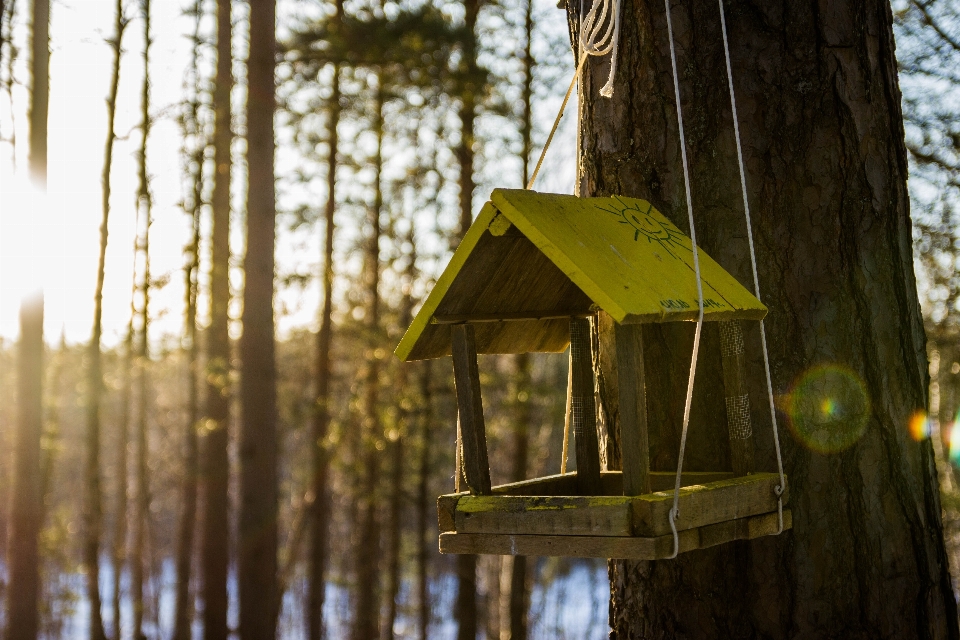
(570, 317), (601, 495)
(614, 322), (651, 496)
(719, 321), (755, 476)
(452, 324), (492, 495)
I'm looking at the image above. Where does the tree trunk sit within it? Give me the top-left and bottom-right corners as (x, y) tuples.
(455, 0), (481, 633)
(201, 0), (232, 637)
(173, 6), (203, 636)
(5, 0), (47, 635)
(84, 4), (124, 638)
(307, 49), (341, 640)
(499, 355), (530, 640)
(131, 2), (152, 636)
(383, 229), (417, 640)
(112, 319), (133, 640)
(571, 0), (960, 636)
(239, 0), (278, 636)
(350, 76), (385, 640)
(416, 360), (433, 640)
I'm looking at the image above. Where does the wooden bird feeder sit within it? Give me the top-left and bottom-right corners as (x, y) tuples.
(395, 189), (791, 559)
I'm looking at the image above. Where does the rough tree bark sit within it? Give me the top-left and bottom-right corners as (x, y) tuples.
(112, 317), (133, 640)
(5, 0), (47, 636)
(201, 0), (232, 637)
(239, 0), (279, 637)
(570, 0), (960, 637)
(172, 4), (203, 636)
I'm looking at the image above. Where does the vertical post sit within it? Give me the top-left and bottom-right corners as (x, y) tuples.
(570, 317), (601, 495)
(614, 322), (651, 495)
(452, 324), (492, 495)
(719, 321), (755, 476)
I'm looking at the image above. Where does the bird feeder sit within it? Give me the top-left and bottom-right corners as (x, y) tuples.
(395, 189), (791, 559)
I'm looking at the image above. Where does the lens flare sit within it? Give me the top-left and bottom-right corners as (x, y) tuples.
(948, 419), (960, 465)
(785, 364), (870, 453)
(909, 410), (932, 442)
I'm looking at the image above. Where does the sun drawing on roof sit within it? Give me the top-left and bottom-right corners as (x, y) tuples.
(599, 197), (691, 260)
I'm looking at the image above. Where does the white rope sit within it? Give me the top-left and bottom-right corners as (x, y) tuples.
(527, 0), (623, 190)
(664, 0), (705, 560)
(718, 0), (786, 532)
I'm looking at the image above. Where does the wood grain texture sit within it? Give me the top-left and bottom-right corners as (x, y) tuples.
(571, 317), (602, 495)
(439, 509), (792, 558)
(614, 320), (651, 495)
(451, 324), (491, 495)
(455, 495), (633, 536)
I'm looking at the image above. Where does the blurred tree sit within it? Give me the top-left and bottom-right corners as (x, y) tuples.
(5, 0), (48, 635)
(239, 0), (279, 637)
(172, 1), (205, 637)
(201, 0), (233, 637)
(131, 1), (154, 637)
(83, 1), (126, 637)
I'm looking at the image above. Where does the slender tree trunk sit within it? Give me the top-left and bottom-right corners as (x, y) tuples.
(416, 360), (432, 640)
(307, 50), (341, 640)
(5, 0), (48, 636)
(131, 1), (152, 636)
(455, 1), (481, 634)
(382, 229), (417, 640)
(351, 76), (385, 640)
(112, 318), (133, 640)
(173, 6), (204, 635)
(499, 5), (535, 636)
(201, 0), (232, 637)
(570, 0), (960, 636)
(239, 0), (278, 636)
(84, 4), (125, 638)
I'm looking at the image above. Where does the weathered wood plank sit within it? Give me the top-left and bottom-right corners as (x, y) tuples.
(438, 494), (462, 533)
(439, 509), (792, 558)
(614, 320), (650, 495)
(719, 320), (755, 476)
(455, 495), (633, 537)
(451, 324), (492, 495)
(632, 472), (787, 536)
(571, 317), (602, 495)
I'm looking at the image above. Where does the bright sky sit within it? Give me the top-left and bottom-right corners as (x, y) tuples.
(0, 0), (196, 347)
(0, 0), (576, 348)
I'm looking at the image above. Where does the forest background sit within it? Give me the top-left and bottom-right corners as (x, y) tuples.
(0, 0), (959, 638)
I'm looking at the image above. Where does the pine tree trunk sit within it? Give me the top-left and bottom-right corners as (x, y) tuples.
(84, 4), (124, 638)
(5, 0), (47, 636)
(416, 360), (433, 640)
(112, 320), (133, 640)
(172, 8), (203, 634)
(454, 0), (481, 633)
(131, 0), (152, 626)
(351, 77), (385, 640)
(239, 0), (279, 636)
(201, 0), (232, 637)
(570, 0), (960, 636)
(307, 52), (340, 640)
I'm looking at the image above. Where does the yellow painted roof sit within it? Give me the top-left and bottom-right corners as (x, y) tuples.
(396, 190), (766, 361)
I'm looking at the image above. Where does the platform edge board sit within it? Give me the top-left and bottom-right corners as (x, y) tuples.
(631, 472), (788, 537)
(439, 509), (792, 558)
(455, 495), (634, 537)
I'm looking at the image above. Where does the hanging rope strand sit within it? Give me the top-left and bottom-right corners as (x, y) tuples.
(527, 0), (623, 190)
(717, 0), (786, 532)
(664, 0), (705, 560)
